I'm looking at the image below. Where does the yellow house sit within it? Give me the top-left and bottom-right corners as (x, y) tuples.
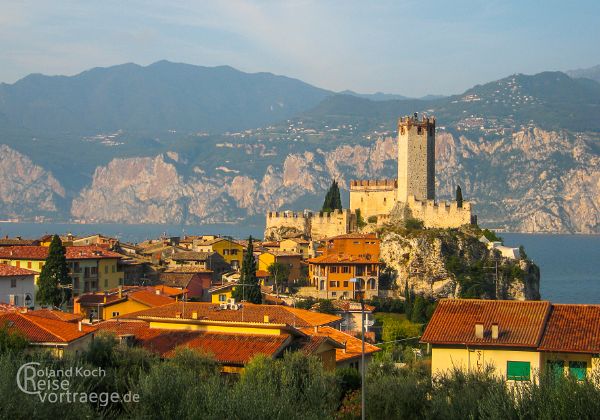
(0, 246), (124, 296)
(194, 238), (245, 270)
(97, 301), (344, 373)
(74, 286), (175, 320)
(279, 238), (313, 258)
(208, 283), (236, 303)
(257, 251), (303, 283)
(421, 299), (600, 382)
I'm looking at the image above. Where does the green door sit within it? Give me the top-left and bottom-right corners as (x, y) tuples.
(569, 361), (587, 381)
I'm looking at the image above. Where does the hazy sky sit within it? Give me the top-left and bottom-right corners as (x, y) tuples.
(1, 0), (599, 97)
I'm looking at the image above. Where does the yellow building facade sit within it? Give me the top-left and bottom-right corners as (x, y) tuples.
(194, 238), (245, 270)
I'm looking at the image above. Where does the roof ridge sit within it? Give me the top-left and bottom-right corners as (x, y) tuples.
(15, 312), (72, 342)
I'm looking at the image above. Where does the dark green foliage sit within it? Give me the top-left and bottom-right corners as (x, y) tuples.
(519, 245), (528, 260)
(36, 234), (70, 307)
(377, 266), (396, 290)
(482, 228), (503, 243)
(0, 323), (28, 354)
(456, 185), (463, 208)
(232, 236), (261, 304)
(366, 297), (404, 313)
(367, 215), (378, 224)
(321, 180), (342, 212)
(336, 367), (362, 396)
(267, 262), (290, 294)
(355, 209), (367, 229)
(315, 299), (337, 315)
(404, 218), (424, 230)
(294, 296), (318, 310)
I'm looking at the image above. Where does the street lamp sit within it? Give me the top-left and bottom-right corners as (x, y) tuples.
(349, 277), (365, 420)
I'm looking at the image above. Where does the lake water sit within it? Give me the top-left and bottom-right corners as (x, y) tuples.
(1, 223), (598, 304)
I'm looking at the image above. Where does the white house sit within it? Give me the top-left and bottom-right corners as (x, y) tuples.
(0, 264), (36, 308)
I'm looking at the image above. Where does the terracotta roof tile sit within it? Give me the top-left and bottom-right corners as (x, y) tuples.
(0, 312), (95, 343)
(119, 302), (341, 328)
(539, 304), (600, 353)
(27, 309), (83, 323)
(421, 299), (551, 348)
(128, 290), (176, 307)
(96, 320), (289, 364)
(0, 264), (37, 276)
(301, 326), (381, 362)
(0, 246), (122, 260)
(307, 254), (380, 264)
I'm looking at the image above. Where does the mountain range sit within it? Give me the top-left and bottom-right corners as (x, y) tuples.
(0, 61), (598, 233)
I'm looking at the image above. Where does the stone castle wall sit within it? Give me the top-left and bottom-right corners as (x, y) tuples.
(265, 209), (356, 240)
(379, 195), (473, 229)
(349, 179), (397, 220)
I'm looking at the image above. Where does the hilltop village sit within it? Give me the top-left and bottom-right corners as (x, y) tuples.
(2, 114), (599, 416)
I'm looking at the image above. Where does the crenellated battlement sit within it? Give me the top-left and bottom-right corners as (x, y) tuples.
(350, 179), (397, 190)
(265, 209), (357, 240)
(404, 195), (472, 228)
(398, 113), (436, 130)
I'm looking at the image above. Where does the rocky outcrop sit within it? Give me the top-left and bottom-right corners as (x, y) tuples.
(0, 144), (65, 218)
(379, 226), (541, 300)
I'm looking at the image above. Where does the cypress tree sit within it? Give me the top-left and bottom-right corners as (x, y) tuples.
(456, 185), (463, 208)
(36, 234), (70, 307)
(321, 180), (342, 212)
(232, 236), (262, 304)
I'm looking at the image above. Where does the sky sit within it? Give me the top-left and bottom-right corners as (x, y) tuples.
(0, 0), (599, 97)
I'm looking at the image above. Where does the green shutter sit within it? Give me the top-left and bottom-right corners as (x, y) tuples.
(569, 361), (587, 381)
(507, 361), (531, 381)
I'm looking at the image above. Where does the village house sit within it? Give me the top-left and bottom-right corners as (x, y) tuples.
(96, 301), (374, 372)
(0, 264), (36, 308)
(74, 286), (175, 321)
(0, 236), (40, 247)
(0, 246), (124, 296)
(307, 233), (381, 299)
(421, 299), (600, 382)
(167, 250), (229, 280)
(0, 309), (95, 357)
(159, 268), (213, 300)
(257, 250), (303, 286)
(193, 237), (245, 271)
(279, 238), (315, 258)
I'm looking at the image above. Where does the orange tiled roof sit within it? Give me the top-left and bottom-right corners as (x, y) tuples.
(154, 284), (187, 297)
(128, 289), (176, 307)
(307, 253), (380, 264)
(421, 299), (551, 348)
(538, 304), (600, 353)
(119, 302), (341, 328)
(96, 320), (289, 364)
(328, 233), (379, 240)
(27, 309), (83, 323)
(0, 264), (37, 276)
(0, 246), (122, 260)
(0, 312), (95, 343)
(301, 326), (381, 362)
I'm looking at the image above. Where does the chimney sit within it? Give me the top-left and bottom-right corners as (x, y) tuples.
(118, 286), (122, 299)
(175, 312), (181, 319)
(263, 315), (269, 323)
(491, 323), (499, 340)
(314, 325), (318, 333)
(192, 311), (198, 320)
(78, 321), (82, 332)
(155, 289), (161, 295)
(475, 322), (484, 339)
(103, 295), (107, 303)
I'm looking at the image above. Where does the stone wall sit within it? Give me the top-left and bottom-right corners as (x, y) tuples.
(265, 209), (356, 240)
(349, 179), (397, 220)
(393, 196), (473, 228)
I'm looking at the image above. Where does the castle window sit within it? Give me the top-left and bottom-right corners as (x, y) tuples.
(384, 197), (386, 203)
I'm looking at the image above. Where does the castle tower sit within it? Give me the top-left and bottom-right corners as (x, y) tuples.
(397, 113), (436, 202)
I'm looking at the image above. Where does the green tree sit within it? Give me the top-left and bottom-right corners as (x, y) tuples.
(456, 185), (463, 208)
(0, 323), (28, 354)
(36, 234), (70, 307)
(232, 236), (262, 304)
(267, 262), (290, 294)
(316, 299), (337, 314)
(321, 180), (342, 212)
(355, 209), (367, 229)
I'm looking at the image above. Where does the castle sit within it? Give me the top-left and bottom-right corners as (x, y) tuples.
(265, 113), (475, 240)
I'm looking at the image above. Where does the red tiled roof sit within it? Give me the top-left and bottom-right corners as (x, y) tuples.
(0, 246), (122, 260)
(96, 320), (289, 364)
(119, 302), (341, 328)
(538, 304), (600, 353)
(27, 309), (83, 323)
(128, 290), (175, 307)
(300, 326), (381, 362)
(421, 299), (551, 348)
(0, 312), (95, 343)
(328, 233), (379, 240)
(307, 254), (380, 264)
(0, 264), (37, 276)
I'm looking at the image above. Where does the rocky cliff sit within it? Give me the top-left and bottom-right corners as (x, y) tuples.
(379, 225), (540, 300)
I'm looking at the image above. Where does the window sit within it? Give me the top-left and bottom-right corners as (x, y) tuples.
(231, 249), (238, 255)
(569, 361), (587, 381)
(10, 278), (17, 288)
(223, 249), (230, 255)
(331, 292), (337, 297)
(112, 265), (115, 273)
(341, 266), (350, 274)
(105, 265), (108, 274)
(507, 361), (530, 381)
(15, 261), (20, 268)
(329, 281), (338, 288)
(320, 280), (325, 290)
(27, 261), (32, 269)
(104, 279), (108, 288)
(330, 266), (338, 273)
(343, 281), (349, 288)
(38, 262), (43, 269)
(219, 294), (227, 302)
(547, 360), (564, 378)
(112, 312), (120, 317)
